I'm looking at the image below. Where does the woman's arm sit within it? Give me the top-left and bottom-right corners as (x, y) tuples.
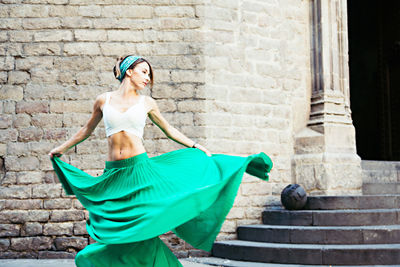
(146, 97), (211, 156)
(48, 94), (105, 158)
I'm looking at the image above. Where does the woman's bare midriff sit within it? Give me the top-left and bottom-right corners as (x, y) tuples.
(107, 131), (146, 161)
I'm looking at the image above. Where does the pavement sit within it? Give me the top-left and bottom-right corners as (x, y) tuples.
(0, 259), (214, 267)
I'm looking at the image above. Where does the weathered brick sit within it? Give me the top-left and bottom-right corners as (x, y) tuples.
(6, 142), (29, 156)
(22, 18), (62, 30)
(0, 56), (14, 71)
(32, 183), (62, 198)
(43, 128), (68, 141)
(31, 114), (62, 128)
(12, 114), (31, 128)
(4, 156), (39, 171)
(100, 42), (137, 56)
(74, 29), (107, 42)
(62, 113), (89, 127)
(43, 222), (73, 236)
(34, 30), (73, 42)
(38, 251), (75, 259)
(30, 68), (59, 83)
(0, 224), (20, 237)
(61, 17), (92, 29)
(0, 31), (7, 42)
(16, 171), (43, 184)
(0, 18), (22, 30)
(177, 100), (206, 112)
(154, 6), (195, 18)
(9, 5), (49, 18)
(0, 185), (31, 199)
(107, 30), (143, 42)
(7, 71), (30, 84)
(72, 199), (84, 209)
(0, 71), (7, 83)
(0, 143), (6, 156)
(159, 18), (202, 30)
(24, 84), (64, 100)
(73, 221), (87, 235)
(0, 238), (10, 251)
(44, 199), (72, 209)
(18, 127), (43, 142)
(0, 114), (12, 129)
(78, 5), (101, 17)
(48, 5), (79, 17)
(64, 43), (101, 56)
(0, 210), (49, 223)
(0, 42), (23, 56)
(9, 31), (34, 42)
(11, 236), (52, 251)
(0, 85), (23, 100)
(101, 6), (152, 18)
(5, 199), (42, 210)
(22, 222), (42, 236)
(15, 56), (54, 70)
(54, 237), (88, 250)
(171, 70), (205, 83)
(16, 101), (49, 114)
(23, 43), (61, 56)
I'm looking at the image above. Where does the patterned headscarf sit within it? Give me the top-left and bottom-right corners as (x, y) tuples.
(118, 56), (141, 82)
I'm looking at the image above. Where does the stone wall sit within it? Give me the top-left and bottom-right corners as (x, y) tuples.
(0, 0), (311, 259)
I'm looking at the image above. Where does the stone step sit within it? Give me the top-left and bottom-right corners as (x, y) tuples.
(362, 182), (400, 195)
(237, 224), (400, 244)
(362, 160), (400, 183)
(304, 195), (400, 209)
(187, 257), (400, 267)
(262, 208), (400, 226)
(212, 240), (400, 265)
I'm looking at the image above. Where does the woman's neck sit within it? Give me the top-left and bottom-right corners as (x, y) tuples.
(118, 80), (139, 97)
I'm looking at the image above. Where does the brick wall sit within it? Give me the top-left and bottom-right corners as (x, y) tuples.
(0, 0), (311, 259)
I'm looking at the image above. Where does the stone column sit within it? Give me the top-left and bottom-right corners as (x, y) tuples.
(293, 0), (362, 195)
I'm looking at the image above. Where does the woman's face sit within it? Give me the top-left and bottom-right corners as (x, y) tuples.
(126, 62), (150, 90)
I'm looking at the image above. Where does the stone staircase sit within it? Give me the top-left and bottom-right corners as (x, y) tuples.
(199, 161), (400, 266)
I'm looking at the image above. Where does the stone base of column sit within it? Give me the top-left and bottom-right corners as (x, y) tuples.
(293, 127), (362, 196)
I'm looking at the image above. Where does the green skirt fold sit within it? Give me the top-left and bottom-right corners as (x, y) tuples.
(51, 148), (273, 267)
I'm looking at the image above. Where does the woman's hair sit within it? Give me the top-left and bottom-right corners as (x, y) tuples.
(113, 56), (154, 87)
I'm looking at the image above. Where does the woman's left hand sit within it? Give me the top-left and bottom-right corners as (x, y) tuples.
(194, 144), (212, 157)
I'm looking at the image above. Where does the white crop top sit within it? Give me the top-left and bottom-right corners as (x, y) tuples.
(102, 92), (147, 139)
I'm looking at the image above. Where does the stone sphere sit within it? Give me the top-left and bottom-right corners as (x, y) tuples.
(280, 184), (307, 210)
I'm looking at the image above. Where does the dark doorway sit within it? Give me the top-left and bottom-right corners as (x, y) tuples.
(348, 0), (400, 160)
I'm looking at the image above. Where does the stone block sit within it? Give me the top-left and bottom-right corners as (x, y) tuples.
(107, 30), (143, 42)
(43, 222), (73, 236)
(61, 17), (92, 28)
(159, 18), (202, 30)
(24, 83), (64, 100)
(18, 127), (43, 142)
(0, 85), (23, 100)
(32, 184), (61, 198)
(11, 236), (52, 251)
(38, 251), (75, 259)
(0, 56), (14, 71)
(7, 71), (30, 84)
(5, 199), (42, 210)
(78, 5), (101, 17)
(0, 210), (49, 223)
(0, 224), (20, 237)
(64, 43), (101, 56)
(43, 128), (68, 141)
(54, 237), (88, 250)
(9, 5), (49, 18)
(73, 221), (87, 235)
(48, 5), (78, 17)
(31, 114), (63, 128)
(44, 199), (72, 209)
(0, 238), (10, 251)
(23, 43), (61, 56)
(50, 210), (85, 222)
(101, 6), (152, 18)
(15, 170), (43, 184)
(22, 222), (42, 236)
(22, 18), (62, 29)
(0, 185), (31, 199)
(16, 100), (49, 114)
(34, 30), (73, 42)
(74, 29), (107, 41)
(0, 114), (12, 129)
(154, 6), (195, 18)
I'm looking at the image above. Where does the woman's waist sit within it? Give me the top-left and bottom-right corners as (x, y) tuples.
(105, 151), (149, 169)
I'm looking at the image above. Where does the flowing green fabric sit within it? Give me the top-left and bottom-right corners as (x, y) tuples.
(51, 148), (273, 267)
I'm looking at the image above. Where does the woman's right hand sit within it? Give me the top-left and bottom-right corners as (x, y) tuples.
(48, 146), (67, 159)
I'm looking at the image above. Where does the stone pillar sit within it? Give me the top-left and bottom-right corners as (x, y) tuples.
(293, 0), (362, 195)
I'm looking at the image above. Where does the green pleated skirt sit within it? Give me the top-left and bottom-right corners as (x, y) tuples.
(51, 148), (273, 267)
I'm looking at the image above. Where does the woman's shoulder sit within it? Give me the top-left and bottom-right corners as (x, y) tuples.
(95, 92), (109, 111)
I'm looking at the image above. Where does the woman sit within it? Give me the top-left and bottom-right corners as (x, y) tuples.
(49, 55), (273, 267)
